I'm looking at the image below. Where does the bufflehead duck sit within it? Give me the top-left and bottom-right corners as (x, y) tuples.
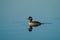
(28, 16), (41, 32)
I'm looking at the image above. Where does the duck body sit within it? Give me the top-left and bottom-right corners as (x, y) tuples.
(28, 16), (41, 27)
(29, 21), (41, 27)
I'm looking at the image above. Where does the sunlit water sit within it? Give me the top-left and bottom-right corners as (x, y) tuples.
(0, 0), (60, 40)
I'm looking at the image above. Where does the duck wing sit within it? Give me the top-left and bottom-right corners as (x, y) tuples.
(32, 21), (41, 23)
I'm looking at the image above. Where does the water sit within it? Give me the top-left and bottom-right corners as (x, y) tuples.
(0, 0), (60, 40)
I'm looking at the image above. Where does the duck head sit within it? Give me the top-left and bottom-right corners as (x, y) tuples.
(28, 16), (33, 22)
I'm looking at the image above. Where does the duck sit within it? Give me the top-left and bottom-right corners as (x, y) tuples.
(28, 16), (41, 32)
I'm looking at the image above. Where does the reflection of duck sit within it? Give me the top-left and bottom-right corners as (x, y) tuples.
(28, 16), (41, 32)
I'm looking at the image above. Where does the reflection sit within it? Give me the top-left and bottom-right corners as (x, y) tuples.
(28, 26), (33, 32)
(28, 16), (52, 32)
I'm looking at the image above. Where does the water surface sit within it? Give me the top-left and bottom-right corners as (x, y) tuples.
(0, 0), (60, 40)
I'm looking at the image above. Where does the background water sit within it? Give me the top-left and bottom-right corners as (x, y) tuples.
(0, 0), (60, 40)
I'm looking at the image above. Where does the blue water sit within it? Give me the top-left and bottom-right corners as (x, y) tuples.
(0, 0), (60, 40)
